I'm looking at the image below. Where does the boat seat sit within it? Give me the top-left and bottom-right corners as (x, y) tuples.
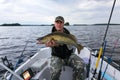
(31, 59), (48, 73)
(30, 59), (50, 80)
(60, 66), (73, 80)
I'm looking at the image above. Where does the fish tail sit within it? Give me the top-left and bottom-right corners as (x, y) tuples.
(77, 44), (83, 54)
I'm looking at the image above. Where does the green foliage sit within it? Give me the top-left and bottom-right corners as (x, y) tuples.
(1, 23), (21, 26)
(64, 22), (69, 26)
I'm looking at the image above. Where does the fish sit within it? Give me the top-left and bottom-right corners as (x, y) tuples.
(37, 32), (83, 54)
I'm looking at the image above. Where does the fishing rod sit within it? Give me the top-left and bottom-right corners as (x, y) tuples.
(91, 46), (103, 80)
(98, 0), (117, 79)
(103, 0), (116, 42)
(86, 50), (92, 80)
(98, 41), (107, 80)
(9, 39), (30, 80)
(92, 0), (117, 79)
(14, 40), (30, 69)
(101, 38), (119, 80)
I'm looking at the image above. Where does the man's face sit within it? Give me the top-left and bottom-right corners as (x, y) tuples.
(54, 21), (64, 31)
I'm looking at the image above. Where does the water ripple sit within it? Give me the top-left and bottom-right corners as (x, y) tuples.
(0, 25), (120, 76)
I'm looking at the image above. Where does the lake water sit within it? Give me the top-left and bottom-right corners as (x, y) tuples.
(0, 25), (120, 77)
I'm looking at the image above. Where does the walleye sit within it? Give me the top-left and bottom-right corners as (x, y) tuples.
(37, 32), (83, 54)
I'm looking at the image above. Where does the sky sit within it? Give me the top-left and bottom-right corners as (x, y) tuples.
(0, 0), (120, 25)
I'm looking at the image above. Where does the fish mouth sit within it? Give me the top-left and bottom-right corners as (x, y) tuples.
(36, 40), (43, 44)
(36, 37), (43, 44)
(36, 37), (41, 40)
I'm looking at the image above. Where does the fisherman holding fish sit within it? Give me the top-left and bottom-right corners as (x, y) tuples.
(37, 16), (86, 80)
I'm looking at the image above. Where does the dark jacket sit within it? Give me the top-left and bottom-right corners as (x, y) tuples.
(51, 27), (73, 59)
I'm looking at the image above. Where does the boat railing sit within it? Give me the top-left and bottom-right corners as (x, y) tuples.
(0, 62), (23, 80)
(91, 53), (120, 71)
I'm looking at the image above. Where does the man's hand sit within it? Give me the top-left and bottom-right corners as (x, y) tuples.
(46, 40), (58, 47)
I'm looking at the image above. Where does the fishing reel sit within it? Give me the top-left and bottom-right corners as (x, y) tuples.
(1, 56), (13, 70)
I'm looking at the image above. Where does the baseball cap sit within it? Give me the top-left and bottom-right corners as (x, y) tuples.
(55, 16), (64, 23)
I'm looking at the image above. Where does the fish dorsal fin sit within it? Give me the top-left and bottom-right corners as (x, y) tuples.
(52, 31), (67, 36)
(52, 31), (62, 34)
(52, 31), (77, 42)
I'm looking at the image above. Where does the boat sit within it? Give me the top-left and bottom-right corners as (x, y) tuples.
(0, 1), (119, 79)
(0, 46), (120, 80)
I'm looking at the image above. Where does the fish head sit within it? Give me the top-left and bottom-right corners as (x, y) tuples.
(37, 37), (46, 44)
(37, 36), (51, 44)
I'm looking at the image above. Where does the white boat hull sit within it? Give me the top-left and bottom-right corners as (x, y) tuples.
(5, 47), (120, 80)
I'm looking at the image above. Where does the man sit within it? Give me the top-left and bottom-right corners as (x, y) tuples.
(46, 16), (86, 80)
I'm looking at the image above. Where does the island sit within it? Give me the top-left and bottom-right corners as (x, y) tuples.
(1, 23), (21, 26)
(0, 23), (120, 26)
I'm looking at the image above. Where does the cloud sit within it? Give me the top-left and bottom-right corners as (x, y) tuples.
(0, 0), (119, 24)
